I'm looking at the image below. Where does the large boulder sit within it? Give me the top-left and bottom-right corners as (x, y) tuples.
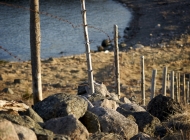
(33, 93), (88, 121)
(13, 123), (37, 140)
(0, 119), (19, 140)
(79, 110), (100, 133)
(132, 112), (161, 137)
(89, 107), (138, 139)
(147, 94), (184, 121)
(119, 103), (146, 112)
(44, 115), (89, 140)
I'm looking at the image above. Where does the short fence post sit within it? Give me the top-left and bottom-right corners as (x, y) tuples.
(183, 74), (186, 104)
(141, 56), (145, 105)
(114, 25), (120, 98)
(170, 71), (174, 99)
(150, 69), (157, 100)
(187, 81), (189, 104)
(176, 73), (179, 102)
(178, 72), (181, 102)
(162, 67), (167, 96)
(167, 73), (170, 93)
(80, 0), (95, 94)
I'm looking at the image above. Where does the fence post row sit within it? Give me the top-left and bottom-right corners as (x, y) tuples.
(170, 71), (174, 99)
(114, 25), (120, 98)
(30, 0), (43, 104)
(150, 69), (157, 100)
(162, 67), (167, 96)
(141, 56), (145, 105)
(80, 0), (95, 94)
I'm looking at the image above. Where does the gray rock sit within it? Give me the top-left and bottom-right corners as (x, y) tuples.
(133, 112), (161, 137)
(101, 39), (111, 47)
(130, 132), (153, 140)
(0, 114), (42, 129)
(0, 119), (19, 140)
(44, 115), (89, 140)
(2, 87), (14, 94)
(33, 93), (88, 121)
(19, 107), (43, 123)
(109, 92), (119, 101)
(134, 43), (144, 48)
(90, 107), (138, 139)
(93, 98), (119, 110)
(13, 123), (37, 140)
(79, 110), (100, 133)
(94, 82), (110, 97)
(78, 96), (94, 110)
(33, 128), (70, 140)
(119, 103), (146, 112)
(77, 82), (89, 95)
(89, 132), (124, 140)
(119, 97), (131, 104)
(147, 94), (184, 121)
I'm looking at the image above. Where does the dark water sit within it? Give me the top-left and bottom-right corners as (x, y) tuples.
(0, 0), (131, 61)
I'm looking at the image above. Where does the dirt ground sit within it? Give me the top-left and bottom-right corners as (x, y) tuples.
(0, 0), (190, 106)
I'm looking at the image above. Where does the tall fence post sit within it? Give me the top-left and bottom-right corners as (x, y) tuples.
(114, 25), (120, 98)
(183, 74), (186, 104)
(162, 67), (167, 96)
(141, 56), (145, 105)
(150, 69), (157, 100)
(187, 81), (189, 104)
(30, 0), (42, 104)
(170, 71), (174, 99)
(80, 0), (94, 94)
(167, 73), (170, 92)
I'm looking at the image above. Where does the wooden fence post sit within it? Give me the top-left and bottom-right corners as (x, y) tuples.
(141, 56), (145, 105)
(80, 0), (95, 94)
(30, 0), (43, 104)
(176, 73), (179, 102)
(183, 74), (186, 104)
(187, 81), (189, 104)
(150, 69), (157, 100)
(167, 73), (170, 92)
(178, 72), (181, 102)
(114, 25), (120, 98)
(162, 67), (167, 96)
(170, 71), (174, 99)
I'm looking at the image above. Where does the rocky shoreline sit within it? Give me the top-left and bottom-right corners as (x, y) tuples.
(117, 0), (190, 48)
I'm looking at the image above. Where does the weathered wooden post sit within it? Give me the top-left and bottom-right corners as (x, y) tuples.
(141, 56), (145, 105)
(114, 25), (120, 98)
(176, 73), (179, 102)
(170, 71), (174, 99)
(178, 72), (181, 102)
(167, 73), (170, 92)
(187, 81), (189, 104)
(80, 0), (94, 94)
(162, 67), (167, 96)
(183, 74), (186, 104)
(150, 69), (157, 100)
(30, 0), (42, 104)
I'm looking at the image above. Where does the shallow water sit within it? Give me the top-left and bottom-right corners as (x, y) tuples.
(0, 0), (131, 61)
